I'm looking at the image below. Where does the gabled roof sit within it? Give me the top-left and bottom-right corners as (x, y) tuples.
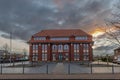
(33, 29), (92, 37)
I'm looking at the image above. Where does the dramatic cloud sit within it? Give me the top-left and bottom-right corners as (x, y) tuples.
(0, 0), (116, 40)
(0, 0), (119, 54)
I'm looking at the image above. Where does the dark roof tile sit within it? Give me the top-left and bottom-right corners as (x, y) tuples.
(33, 29), (91, 37)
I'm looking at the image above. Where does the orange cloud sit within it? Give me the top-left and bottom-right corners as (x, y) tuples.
(90, 28), (105, 37)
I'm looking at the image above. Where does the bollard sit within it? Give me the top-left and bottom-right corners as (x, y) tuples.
(90, 64), (92, 74)
(112, 65), (114, 74)
(68, 62), (70, 74)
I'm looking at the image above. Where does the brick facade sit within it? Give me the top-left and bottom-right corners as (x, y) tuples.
(28, 29), (93, 62)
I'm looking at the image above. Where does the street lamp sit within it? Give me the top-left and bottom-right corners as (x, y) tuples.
(97, 55), (99, 64)
(106, 54), (109, 65)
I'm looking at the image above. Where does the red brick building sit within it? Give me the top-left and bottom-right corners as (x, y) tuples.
(28, 29), (93, 62)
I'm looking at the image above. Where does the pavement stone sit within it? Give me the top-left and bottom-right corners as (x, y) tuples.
(52, 63), (66, 74)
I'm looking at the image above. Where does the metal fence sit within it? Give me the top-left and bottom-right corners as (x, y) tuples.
(0, 61), (120, 74)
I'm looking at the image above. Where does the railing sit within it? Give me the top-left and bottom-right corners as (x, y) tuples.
(0, 61), (120, 74)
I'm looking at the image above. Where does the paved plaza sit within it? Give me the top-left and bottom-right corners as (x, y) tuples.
(52, 63), (65, 74)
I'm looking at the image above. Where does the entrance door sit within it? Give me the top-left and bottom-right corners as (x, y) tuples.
(58, 53), (63, 61)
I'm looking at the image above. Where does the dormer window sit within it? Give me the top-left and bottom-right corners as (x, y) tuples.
(50, 37), (69, 40)
(75, 36), (87, 40)
(34, 37), (46, 40)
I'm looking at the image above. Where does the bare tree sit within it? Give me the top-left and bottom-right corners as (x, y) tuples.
(3, 43), (9, 52)
(104, 21), (120, 47)
(2, 43), (10, 62)
(102, 2), (120, 47)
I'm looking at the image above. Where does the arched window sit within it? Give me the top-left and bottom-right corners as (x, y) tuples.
(58, 44), (63, 52)
(52, 45), (57, 50)
(52, 45), (57, 52)
(64, 44), (69, 51)
(59, 45), (63, 50)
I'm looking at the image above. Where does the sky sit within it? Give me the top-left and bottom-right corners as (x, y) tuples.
(0, 0), (119, 55)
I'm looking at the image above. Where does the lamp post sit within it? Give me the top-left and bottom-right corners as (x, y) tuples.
(97, 55), (99, 64)
(106, 54), (109, 65)
(10, 31), (12, 66)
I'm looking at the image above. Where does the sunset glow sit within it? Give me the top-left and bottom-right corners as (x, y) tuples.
(91, 28), (105, 37)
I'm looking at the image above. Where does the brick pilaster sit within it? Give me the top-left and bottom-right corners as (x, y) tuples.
(89, 43), (93, 61)
(47, 43), (51, 61)
(38, 44), (42, 61)
(79, 43), (83, 61)
(29, 44), (33, 61)
(70, 43), (74, 61)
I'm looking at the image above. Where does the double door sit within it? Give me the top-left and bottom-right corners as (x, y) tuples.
(58, 53), (63, 61)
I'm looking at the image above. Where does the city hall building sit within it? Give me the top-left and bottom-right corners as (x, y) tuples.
(28, 29), (93, 62)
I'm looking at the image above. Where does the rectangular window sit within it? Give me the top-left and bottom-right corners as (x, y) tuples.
(65, 53), (69, 61)
(33, 44), (36, 50)
(52, 53), (56, 61)
(83, 49), (89, 53)
(84, 52), (89, 55)
(33, 50), (35, 53)
(32, 53), (38, 61)
(83, 44), (89, 49)
(32, 44), (38, 53)
(74, 53), (79, 61)
(74, 44), (79, 52)
(42, 53), (47, 61)
(42, 44), (47, 52)
(44, 44), (47, 53)
(50, 37), (69, 40)
(83, 44), (89, 58)
(41, 44), (48, 61)
(75, 36), (87, 40)
(42, 44), (44, 50)
(83, 55), (89, 60)
(34, 37), (46, 40)
(36, 45), (38, 50)
(42, 53), (44, 61)
(44, 53), (47, 61)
